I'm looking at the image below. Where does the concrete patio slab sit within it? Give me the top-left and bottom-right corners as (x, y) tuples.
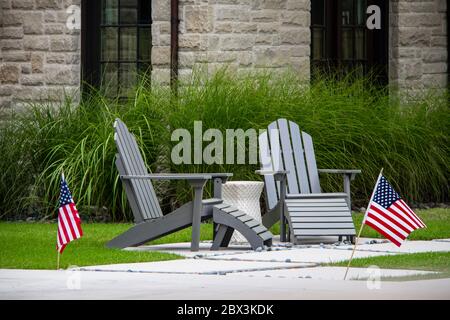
(432, 238), (450, 243)
(125, 241), (254, 258)
(81, 259), (314, 275)
(228, 266), (437, 281)
(1, 269), (449, 300)
(204, 247), (397, 263)
(334, 240), (450, 254)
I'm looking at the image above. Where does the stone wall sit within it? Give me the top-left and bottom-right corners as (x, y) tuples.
(1, 0), (447, 111)
(390, 0), (448, 94)
(151, 0), (311, 83)
(0, 0), (81, 112)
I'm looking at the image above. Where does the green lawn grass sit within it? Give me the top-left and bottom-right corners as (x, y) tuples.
(353, 208), (450, 240)
(0, 208), (448, 270)
(0, 222), (213, 270)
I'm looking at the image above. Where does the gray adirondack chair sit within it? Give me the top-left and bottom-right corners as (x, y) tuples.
(258, 119), (361, 243)
(108, 118), (232, 251)
(109, 118), (273, 251)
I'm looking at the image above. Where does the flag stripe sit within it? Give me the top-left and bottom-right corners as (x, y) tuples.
(366, 212), (407, 240)
(59, 207), (74, 241)
(56, 176), (83, 254)
(393, 201), (422, 229)
(392, 201), (421, 229)
(364, 219), (402, 247)
(369, 203), (413, 234)
(58, 210), (70, 243)
(399, 199), (426, 228)
(389, 203), (420, 229)
(70, 203), (83, 236)
(373, 201), (416, 231)
(62, 205), (77, 240)
(58, 244), (67, 254)
(64, 204), (81, 239)
(363, 175), (426, 247)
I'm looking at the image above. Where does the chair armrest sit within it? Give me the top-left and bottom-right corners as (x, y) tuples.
(318, 169), (361, 175)
(209, 173), (233, 184)
(255, 170), (289, 175)
(256, 170), (289, 182)
(120, 173), (212, 181)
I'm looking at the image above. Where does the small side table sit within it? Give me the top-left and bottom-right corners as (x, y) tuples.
(221, 181), (264, 243)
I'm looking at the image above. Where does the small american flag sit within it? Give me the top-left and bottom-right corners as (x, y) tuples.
(363, 175), (426, 247)
(56, 174), (83, 254)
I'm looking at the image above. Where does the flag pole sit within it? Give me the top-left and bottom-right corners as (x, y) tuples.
(344, 168), (384, 280)
(57, 169), (64, 270)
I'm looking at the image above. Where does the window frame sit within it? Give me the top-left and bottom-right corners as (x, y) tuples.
(81, 0), (152, 97)
(311, 0), (388, 84)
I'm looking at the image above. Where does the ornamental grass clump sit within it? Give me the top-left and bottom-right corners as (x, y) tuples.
(0, 70), (448, 220)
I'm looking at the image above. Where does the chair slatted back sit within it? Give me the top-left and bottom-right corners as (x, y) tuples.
(114, 119), (163, 221)
(259, 119), (321, 210)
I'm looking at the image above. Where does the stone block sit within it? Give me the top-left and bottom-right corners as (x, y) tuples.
(281, 10), (310, 27)
(286, 0), (309, 11)
(2, 51), (30, 62)
(257, 22), (280, 33)
(398, 28), (430, 46)
(31, 54), (44, 73)
(0, 85), (14, 97)
(184, 5), (210, 33)
(65, 53), (80, 64)
(151, 68), (171, 85)
(217, 6), (250, 22)
(431, 36), (447, 47)
(1, 0), (11, 9)
(214, 22), (233, 33)
(21, 64), (31, 74)
(255, 34), (275, 45)
(254, 47), (290, 67)
(178, 52), (196, 68)
(220, 35), (254, 51)
(2, 12), (23, 26)
(1, 39), (23, 50)
(260, 0), (287, 10)
(2, 27), (24, 39)
(280, 28), (309, 45)
(50, 36), (80, 51)
(208, 51), (238, 63)
(23, 12), (44, 34)
(232, 23), (257, 33)
(44, 10), (57, 22)
(423, 48), (447, 63)
(35, 0), (62, 9)
(251, 10), (280, 22)
(46, 53), (66, 64)
(11, 0), (34, 9)
(44, 23), (65, 34)
(24, 36), (49, 50)
(207, 35), (220, 51)
(179, 34), (201, 50)
(152, 0), (170, 21)
(422, 62), (447, 74)
(151, 46), (171, 66)
(0, 65), (20, 84)
(21, 74), (44, 86)
(238, 51), (253, 66)
(44, 65), (79, 85)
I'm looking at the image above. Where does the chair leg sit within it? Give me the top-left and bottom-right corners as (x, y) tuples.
(211, 225), (234, 250)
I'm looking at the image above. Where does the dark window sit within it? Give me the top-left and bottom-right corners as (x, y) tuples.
(82, 0), (152, 97)
(311, 0), (388, 84)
